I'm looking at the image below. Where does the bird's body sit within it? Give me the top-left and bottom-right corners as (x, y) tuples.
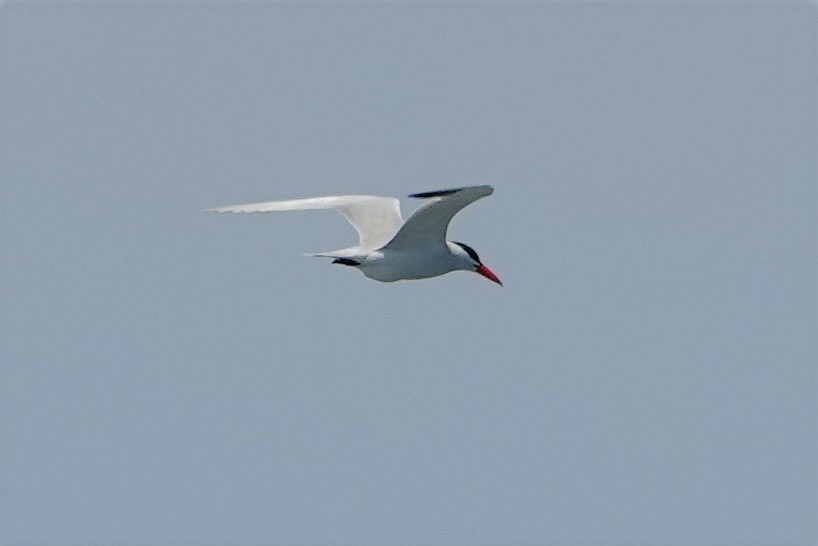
(329, 241), (470, 283)
(208, 185), (501, 285)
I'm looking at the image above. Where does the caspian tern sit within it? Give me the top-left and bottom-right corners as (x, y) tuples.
(208, 185), (502, 285)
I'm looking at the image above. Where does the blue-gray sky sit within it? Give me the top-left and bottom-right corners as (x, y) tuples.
(3, 2), (815, 545)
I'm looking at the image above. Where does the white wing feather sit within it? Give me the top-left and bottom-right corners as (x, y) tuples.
(382, 185), (494, 250)
(208, 195), (404, 250)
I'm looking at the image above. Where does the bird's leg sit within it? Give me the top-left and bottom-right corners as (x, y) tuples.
(332, 258), (361, 267)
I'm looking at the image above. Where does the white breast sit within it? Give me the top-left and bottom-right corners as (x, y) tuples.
(359, 248), (460, 282)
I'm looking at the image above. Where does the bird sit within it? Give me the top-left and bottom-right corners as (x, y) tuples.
(208, 185), (502, 286)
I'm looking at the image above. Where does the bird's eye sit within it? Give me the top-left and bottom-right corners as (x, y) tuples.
(453, 241), (481, 263)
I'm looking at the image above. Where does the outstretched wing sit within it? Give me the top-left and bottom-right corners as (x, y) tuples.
(208, 195), (404, 250)
(381, 185), (494, 251)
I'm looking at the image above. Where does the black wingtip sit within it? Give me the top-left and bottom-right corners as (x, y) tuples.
(408, 188), (460, 199)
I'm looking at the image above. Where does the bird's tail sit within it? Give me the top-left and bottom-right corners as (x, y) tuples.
(303, 247), (361, 259)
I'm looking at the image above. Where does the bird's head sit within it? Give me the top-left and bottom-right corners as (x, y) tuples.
(450, 241), (502, 286)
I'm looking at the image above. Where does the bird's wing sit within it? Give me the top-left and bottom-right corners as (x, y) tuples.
(208, 195), (404, 250)
(381, 185), (494, 251)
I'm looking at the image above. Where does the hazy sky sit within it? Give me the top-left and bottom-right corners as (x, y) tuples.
(3, 2), (815, 545)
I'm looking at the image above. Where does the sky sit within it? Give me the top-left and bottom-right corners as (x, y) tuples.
(2, 2), (815, 545)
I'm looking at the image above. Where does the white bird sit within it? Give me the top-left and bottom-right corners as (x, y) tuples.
(208, 185), (502, 285)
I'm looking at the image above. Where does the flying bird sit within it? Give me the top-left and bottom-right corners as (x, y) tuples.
(208, 185), (502, 285)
